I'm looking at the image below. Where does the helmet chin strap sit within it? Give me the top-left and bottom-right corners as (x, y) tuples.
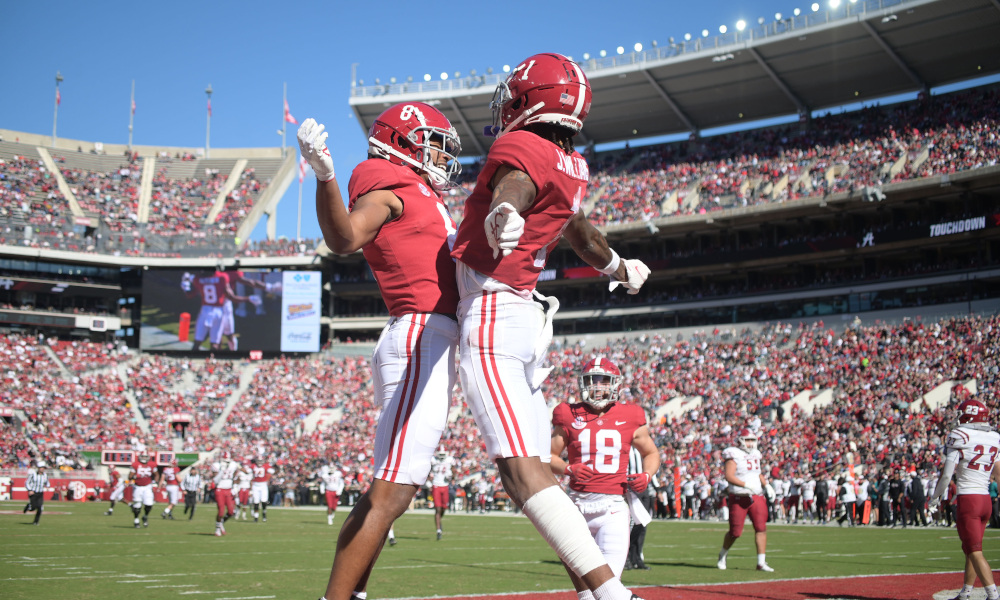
(369, 137), (454, 191)
(498, 102), (545, 138)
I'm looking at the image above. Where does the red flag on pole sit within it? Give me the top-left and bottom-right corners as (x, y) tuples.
(284, 99), (298, 125)
(298, 156), (308, 183)
(56, 88), (61, 106)
(207, 98), (212, 117)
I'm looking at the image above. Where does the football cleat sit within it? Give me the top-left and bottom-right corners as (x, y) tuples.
(214, 529), (222, 537)
(717, 551), (726, 570)
(756, 563), (774, 572)
(436, 530), (442, 541)
(389, 537), (397, 546)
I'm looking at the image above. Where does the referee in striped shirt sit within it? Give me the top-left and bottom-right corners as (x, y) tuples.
(182, 466), (203, 520)
(23, 461), (49, 525)
(626, 447), (658, 570)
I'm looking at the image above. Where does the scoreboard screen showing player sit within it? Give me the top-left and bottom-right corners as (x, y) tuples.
(139, 269), (322, 353)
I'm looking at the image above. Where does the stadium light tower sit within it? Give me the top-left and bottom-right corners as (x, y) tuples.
(205, 84), (213, 158)
(52, 70), (63, 148)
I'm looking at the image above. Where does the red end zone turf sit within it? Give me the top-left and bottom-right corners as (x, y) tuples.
(405, 572), (991, 600)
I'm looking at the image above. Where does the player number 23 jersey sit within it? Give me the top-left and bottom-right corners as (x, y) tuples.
(947, 425), (1000, 495)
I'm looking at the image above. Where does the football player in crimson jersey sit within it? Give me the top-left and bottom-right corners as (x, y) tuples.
(299, 101), (463, 600)
(550, 357), (660, 587)
(249, 457), (274, 523)
(182, 271), (261, 351)
(717, 429), (775, 572)
(450, 53), (651, 600)
(105, 467), (125, 516)
(160, 458), (181, 520)
(128, 451), (159, 529)
(929, 399), (1000, 600)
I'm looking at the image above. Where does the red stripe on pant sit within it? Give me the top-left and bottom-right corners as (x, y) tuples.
(477, 291), (526, 456)
(381, 315), (425, 482)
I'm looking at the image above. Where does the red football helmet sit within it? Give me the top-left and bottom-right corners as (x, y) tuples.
(221, 450), (232, 461)
(368, 102), (461, 191)
(737, 428), (758, 451)
(958, 398), (989, 424)
(489, 53), (592, 138)
(579, 357), (622, 410)
(138, 451), (149, 463)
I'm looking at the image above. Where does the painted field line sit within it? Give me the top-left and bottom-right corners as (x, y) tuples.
(117, 580), (168, 584)
(145, 585), (199, 589)
(179, 591), (235, 595)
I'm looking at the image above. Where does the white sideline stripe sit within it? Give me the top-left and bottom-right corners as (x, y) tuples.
(117, 580), (167, 584)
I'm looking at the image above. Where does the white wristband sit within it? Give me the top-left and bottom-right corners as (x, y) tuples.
(598, 249), (620, 275)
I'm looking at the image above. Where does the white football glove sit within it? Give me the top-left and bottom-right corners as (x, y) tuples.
(180, 272), (194, 292)
(264, 282), (282, 294)
(248, 295), (263, 307)
(484, 202), (524, 259)
(764, 483), (776, 503)
(608, 258), (650, 295)
(297, 118), (335, 182)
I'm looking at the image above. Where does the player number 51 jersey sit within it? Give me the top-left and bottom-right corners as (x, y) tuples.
(722, 446), (762, 496)
(947, 425), (1000, 495)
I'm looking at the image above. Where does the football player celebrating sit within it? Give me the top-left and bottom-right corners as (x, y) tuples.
(449, 52), (651, 600)
(213, 451), (239, 536)
(183, 271), (261, 351)
(929, 398), (1000, 600)
(160, 457), (181, 520)
(717, 429), (775, 572)
(551, 357), (660, 586)
(299, 101), (463, 600)
(129, 451), (158, 528)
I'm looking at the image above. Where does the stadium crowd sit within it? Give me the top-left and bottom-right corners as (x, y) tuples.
(3, 86), (998, 259)
(0, 310), (997, 525)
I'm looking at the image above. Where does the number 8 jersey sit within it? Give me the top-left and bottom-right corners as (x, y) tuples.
(947, 425), (1000, 495)
(552, 401), (647, 495)
(348, 159), (459, 317)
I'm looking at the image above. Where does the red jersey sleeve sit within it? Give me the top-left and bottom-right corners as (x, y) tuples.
(348, 159), (408, 207)
(552, 402), (574, 431)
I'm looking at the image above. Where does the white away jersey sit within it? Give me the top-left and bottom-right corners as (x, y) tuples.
(947, 425), (1000, 496)
(214, 460), (240, 490)
(430, 454), (455, 487)
(722, 446), (763, 496)
(236, 467), (253, 489)
(321, 469), (345, 495)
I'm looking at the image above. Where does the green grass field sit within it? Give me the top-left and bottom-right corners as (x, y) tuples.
(2, 501), (995, 600)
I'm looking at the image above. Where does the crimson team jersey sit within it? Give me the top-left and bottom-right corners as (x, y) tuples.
(193, 272), (231, 307)
(552, 401), (647, 495)
(947, 425), (1000, 495)
(110, 470), (120, 485)
(451, 130), (589, 293)
(162, 464), (179, 484)
(251, 463), (272, 483)
(131, 460), (158, 486)
(347, 159), (459, 316)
